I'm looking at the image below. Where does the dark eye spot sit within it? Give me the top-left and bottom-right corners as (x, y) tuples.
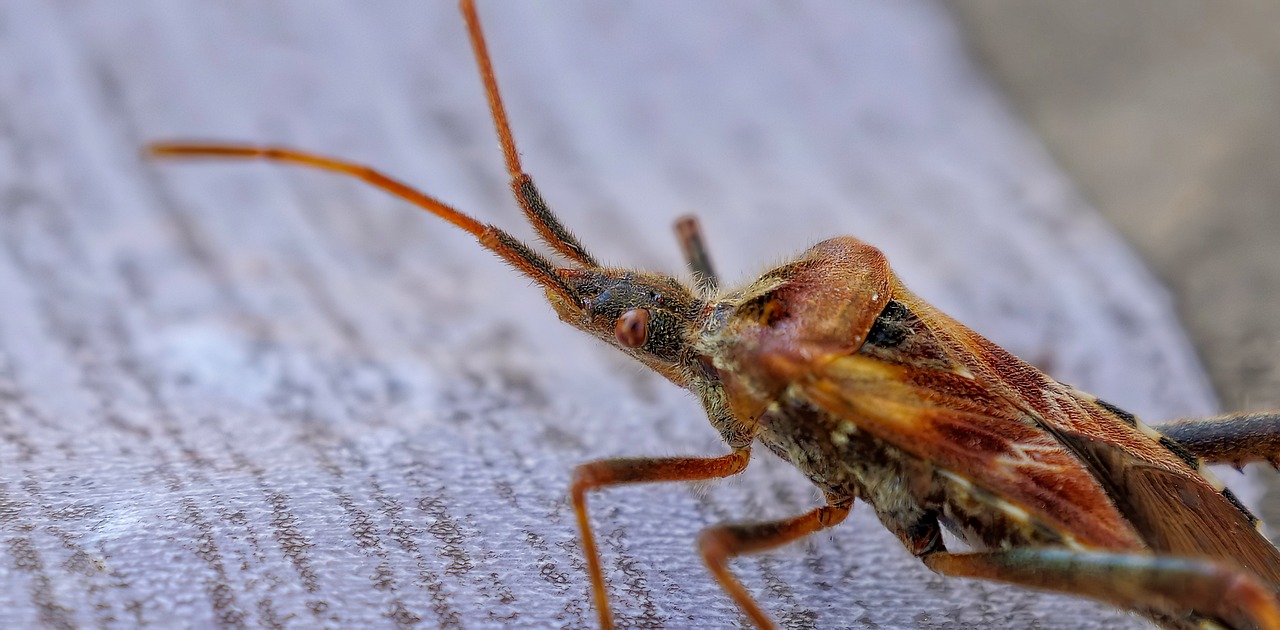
(614, 309), (650, 348)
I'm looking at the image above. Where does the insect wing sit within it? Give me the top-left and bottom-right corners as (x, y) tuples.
(1048, 424), (1280, 585)
(797, 352), (1144, 550)
(892, 288), (1280, 586)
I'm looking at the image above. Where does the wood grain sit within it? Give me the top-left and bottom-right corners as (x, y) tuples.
(0, 1), (1228, 628)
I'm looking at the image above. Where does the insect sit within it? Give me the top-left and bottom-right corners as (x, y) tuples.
(147, 1), (1280, 628)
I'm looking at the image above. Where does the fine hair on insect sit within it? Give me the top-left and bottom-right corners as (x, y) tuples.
(148, 1), (1280, 628)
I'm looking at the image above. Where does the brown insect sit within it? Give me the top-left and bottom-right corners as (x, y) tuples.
(148, 1), (1280, 628)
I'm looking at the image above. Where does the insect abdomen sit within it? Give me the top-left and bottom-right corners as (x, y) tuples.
(757, 386), (1083, 553)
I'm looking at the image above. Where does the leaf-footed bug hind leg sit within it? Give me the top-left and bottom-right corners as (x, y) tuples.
(922, 547), (1280, 629)
(1158, 412), (1280, 470)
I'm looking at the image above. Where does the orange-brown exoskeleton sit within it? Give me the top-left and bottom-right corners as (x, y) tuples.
(147, 1), (1280, 628)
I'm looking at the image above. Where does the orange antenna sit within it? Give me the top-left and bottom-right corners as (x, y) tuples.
(459, 0), (598, 268)
(147, 143), (578, 305)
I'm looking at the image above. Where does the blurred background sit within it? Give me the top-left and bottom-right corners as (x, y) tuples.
(952, 1), (1280, 522)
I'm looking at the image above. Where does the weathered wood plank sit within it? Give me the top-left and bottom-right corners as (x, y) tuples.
(0, 1), (1221, 628)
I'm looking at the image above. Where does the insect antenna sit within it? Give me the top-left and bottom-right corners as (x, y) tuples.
(460, 0), (599, 268)
(148, 1), (604, 306)
(146, 142), (579, 306)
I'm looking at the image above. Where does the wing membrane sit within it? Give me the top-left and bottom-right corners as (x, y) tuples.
(799, 353), (1144, 550)
(885, 286), (1280, 585)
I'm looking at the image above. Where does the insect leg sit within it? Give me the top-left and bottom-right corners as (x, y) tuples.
(1158, 412), (1280, 469)
(570, 449), (751, 629)
(459, 0), (598, 267)
(921, 548), (1280, 629)
(698, 500), (852, 629)
(674, 215), (720, 291)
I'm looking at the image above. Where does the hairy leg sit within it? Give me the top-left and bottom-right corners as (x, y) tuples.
(571, 449), (751, 629)
(923, 547), (1280, 629)
(1159, 412), (1280, 469)
(698, 500), (852, 629)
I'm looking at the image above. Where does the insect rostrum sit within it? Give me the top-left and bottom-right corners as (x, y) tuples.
(148, 1), (1280, 628)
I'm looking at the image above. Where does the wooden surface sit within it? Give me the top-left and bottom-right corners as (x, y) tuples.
(0, 1), (1235, 628)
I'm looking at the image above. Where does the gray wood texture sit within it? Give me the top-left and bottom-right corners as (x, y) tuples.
(0, 1), (1237, 628)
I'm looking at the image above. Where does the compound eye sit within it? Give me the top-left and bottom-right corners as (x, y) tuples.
(614, 308), (650, 348)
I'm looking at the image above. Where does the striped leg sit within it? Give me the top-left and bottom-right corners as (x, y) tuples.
(1159, 413), (1280, 469)
(923, 548), (1280, 630)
